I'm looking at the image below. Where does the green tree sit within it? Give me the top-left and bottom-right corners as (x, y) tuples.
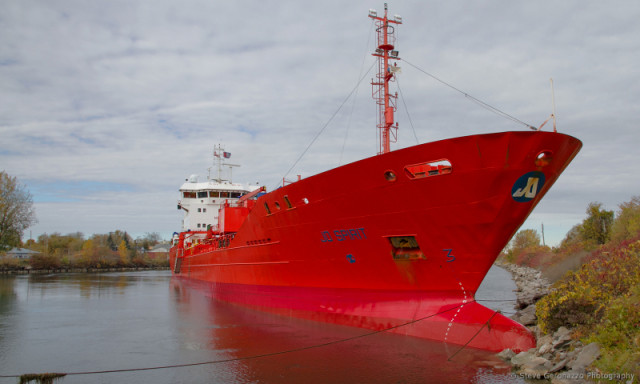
(0, 171), (37, 251)
(123, 232), (130, 249)
(559, 224), (582, 249)
(610, 195), (640, 243)
(504, 228), (542, 263)
(106, 230), (132, 251)
(511, 229), (541, 250)
(107, 233), (116, 251)
(36, 232), (84, 257)
(579, 202), (614, 245)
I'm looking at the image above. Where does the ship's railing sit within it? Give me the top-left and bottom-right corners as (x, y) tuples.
(181, 231), (237, 256)
(282, 175), (301, 187)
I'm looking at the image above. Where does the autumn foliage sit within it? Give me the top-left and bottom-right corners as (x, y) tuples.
(536, 240), (640, 333)
(0, 231), (168, 270)
(505, 195), (640, 378)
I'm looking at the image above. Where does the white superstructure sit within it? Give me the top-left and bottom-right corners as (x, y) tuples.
(177, 145), (260, 232)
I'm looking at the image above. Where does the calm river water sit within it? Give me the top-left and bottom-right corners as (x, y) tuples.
(0, 267), (528, 383)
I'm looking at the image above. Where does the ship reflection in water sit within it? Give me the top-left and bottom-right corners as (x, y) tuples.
(0, 270), (526, 383)
(170, 276), (525, 384)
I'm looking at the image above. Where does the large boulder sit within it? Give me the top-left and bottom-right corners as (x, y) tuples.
(566, 342), (600, 374)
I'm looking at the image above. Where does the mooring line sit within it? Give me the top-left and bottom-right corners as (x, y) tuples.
(0, 302), (469, 380)
(475, 298), (517, 302)
(447, 310), (500, 361)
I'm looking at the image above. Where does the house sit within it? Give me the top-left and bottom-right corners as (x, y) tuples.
(6, 248), (40, 259)
(146, 244), (170, 260)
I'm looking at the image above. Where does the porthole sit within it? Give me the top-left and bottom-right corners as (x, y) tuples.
(384, 170), (397, 182)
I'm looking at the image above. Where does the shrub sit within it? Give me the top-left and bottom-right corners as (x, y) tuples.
(29, 254), (62, 270)
(536, 240), (640, 334)
(503, 229), (547, 266)
(0, 255), (26, 270)
(585, 284), (640, 379)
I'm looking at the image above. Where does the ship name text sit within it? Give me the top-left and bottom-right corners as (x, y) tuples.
(320, 228), (367, 242)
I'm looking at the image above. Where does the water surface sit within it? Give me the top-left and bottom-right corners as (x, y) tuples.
(0, 267), (525, 383)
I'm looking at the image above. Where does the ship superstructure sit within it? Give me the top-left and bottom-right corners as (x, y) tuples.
(174, 145), (262, 251)
(178, 179), (251, 232)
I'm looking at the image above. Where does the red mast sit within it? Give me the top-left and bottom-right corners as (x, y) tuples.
(370, 4), (402, 155)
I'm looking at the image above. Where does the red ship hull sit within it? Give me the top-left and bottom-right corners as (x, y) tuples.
(170, 131), (582, 352)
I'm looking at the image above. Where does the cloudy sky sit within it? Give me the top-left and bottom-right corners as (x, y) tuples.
(2, 0), (638, 246)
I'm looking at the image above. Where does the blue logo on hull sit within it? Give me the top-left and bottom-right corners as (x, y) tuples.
(512, 171), (546, 202)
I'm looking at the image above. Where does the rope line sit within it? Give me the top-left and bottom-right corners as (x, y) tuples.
(396, 76), (420, 145)
(0, 301), (472, 380)
(277, 56), (538, 189)
(475, 299), (517, 302)
(276, 60), (376, 190)
(402, 59), (537, 130)
(339, 18), (376, 166)
(447, 310), (500, 361)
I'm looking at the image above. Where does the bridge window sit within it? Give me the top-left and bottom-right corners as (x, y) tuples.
(197, 191), (208, 198)
(183, 191), (196, 199)
(209, 191), (220, 198)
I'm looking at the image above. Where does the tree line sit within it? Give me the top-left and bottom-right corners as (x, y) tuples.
(503, 197), (640, 264)
(1, 171), (168, 270)
(2, 231), (168, 270)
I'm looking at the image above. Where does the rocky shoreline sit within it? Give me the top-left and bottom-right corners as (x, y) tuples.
(497, 262), (616, 384)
